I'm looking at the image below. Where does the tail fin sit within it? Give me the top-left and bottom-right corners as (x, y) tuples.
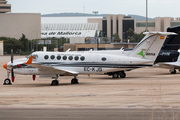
(128, 32), (176, 61)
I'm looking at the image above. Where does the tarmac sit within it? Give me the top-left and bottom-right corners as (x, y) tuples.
(1, 55), (180, 119)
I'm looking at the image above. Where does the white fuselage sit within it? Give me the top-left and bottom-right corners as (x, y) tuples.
(10, 51), (153, 77)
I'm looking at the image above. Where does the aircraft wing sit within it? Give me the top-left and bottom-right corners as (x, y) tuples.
(24, 55), (78, 75)
(157, 62), (180, 69)
(27, 63), (79, 76)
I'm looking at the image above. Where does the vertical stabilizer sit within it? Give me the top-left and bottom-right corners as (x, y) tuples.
(129, 32), (176, 61)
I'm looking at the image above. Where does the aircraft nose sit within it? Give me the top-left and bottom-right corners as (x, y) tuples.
(3, 63), (7, 70)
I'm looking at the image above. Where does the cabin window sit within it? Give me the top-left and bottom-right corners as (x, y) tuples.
(80, 56), (85, 61)
(102, 57), (106, 61)
(74, 56), (79, 61)
(57, 56), (61, 60)
(44, 55), (49, 60)
(69, 56), (73, 61)
(63, 56), (67, 60)
(51, 55), (55, 60)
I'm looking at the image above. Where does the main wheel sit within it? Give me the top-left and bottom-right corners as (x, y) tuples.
(51, 80), (59, 86)
(3, 79), (12, 85)
(120, 72), (126, 78)
(170, 69), (176, 74)
(71, 78), (79, 84)
(112, 73), (119, 78)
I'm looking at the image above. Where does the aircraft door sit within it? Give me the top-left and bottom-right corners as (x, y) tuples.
(87, 54), (98, 63)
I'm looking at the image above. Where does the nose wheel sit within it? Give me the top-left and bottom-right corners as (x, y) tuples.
(3, 70), (12, 85)
(3, 78), (12, 85)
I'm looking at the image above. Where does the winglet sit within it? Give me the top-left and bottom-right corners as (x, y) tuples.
(25, 55), (33, 64)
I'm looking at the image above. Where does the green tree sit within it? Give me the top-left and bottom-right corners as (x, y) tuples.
(132, 32), (145, 42)
(103, 37), (109, 44)
(19, 34), (28, 52)
(127, 36), (135, 42)
(127, 28), (134, 37)
(112, 33), (121, 42)
(3, 38), (23, 54)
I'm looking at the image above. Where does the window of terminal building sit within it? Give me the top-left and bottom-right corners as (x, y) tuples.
(123, 20), (134, 40)
(102, 20), (107, 37)
(171, 22), (180, 27)
(0, 7), (11, 9)
(78, 48), (94, 51)
(136, 22), (155, 27)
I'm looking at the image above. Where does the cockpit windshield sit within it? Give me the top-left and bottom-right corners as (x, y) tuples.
(33, 55), (38, 59)
(26, 54), (32, 59)
(26, 54), (38, 60)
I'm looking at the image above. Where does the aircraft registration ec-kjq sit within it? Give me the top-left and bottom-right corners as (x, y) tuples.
(2, 32), (176, 85)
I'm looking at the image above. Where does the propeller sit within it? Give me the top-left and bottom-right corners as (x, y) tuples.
(11, 49), (15, 82)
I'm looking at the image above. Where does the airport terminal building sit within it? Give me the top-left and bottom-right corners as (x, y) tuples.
(41, 17), (102, 39)
(1, 0), (180, 51)
(0, 0), (41, 40)
(41, 15), (180, 40)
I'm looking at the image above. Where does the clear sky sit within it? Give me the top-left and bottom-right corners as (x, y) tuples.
(7, 0), (180, 18)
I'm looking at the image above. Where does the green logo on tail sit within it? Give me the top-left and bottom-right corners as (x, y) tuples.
(137, 50), (145, 58)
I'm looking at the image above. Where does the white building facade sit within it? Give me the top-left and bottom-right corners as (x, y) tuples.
(0, 41), (3, 55)
(41, 17), (102, 38)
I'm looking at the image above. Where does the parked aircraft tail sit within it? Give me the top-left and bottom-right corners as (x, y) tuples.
(155, 26), (180, 63)
(128, 32), (176, 61)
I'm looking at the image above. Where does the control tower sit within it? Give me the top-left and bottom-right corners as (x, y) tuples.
(0, 0), (11, 13)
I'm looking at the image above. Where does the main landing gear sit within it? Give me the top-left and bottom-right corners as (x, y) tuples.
(51, 80), (59, 86)
(51, 75), (79, 86)
(71, 76), (79, 84)
(112, 71), (126, 79)
(170, 68), (176, 74)
(51, 75), (59, 86)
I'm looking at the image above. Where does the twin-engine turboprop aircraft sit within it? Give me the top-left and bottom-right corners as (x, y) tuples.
(3, 32), (175, 85)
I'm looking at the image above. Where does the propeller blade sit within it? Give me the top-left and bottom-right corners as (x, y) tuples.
(11, 68), (15, 82)
(11, 49), (13, 64)
(10, 49), (15, 82)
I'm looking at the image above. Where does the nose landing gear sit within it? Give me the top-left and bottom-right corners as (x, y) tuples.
(3, 78), (12, 85)
(3, 71), (12, 85)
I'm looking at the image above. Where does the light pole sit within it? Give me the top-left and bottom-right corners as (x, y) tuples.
(146, 0), (148, 32)
(46, 27), (48, 51)
(92, 11), (98, 16)
(31, 31), (34, 52)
